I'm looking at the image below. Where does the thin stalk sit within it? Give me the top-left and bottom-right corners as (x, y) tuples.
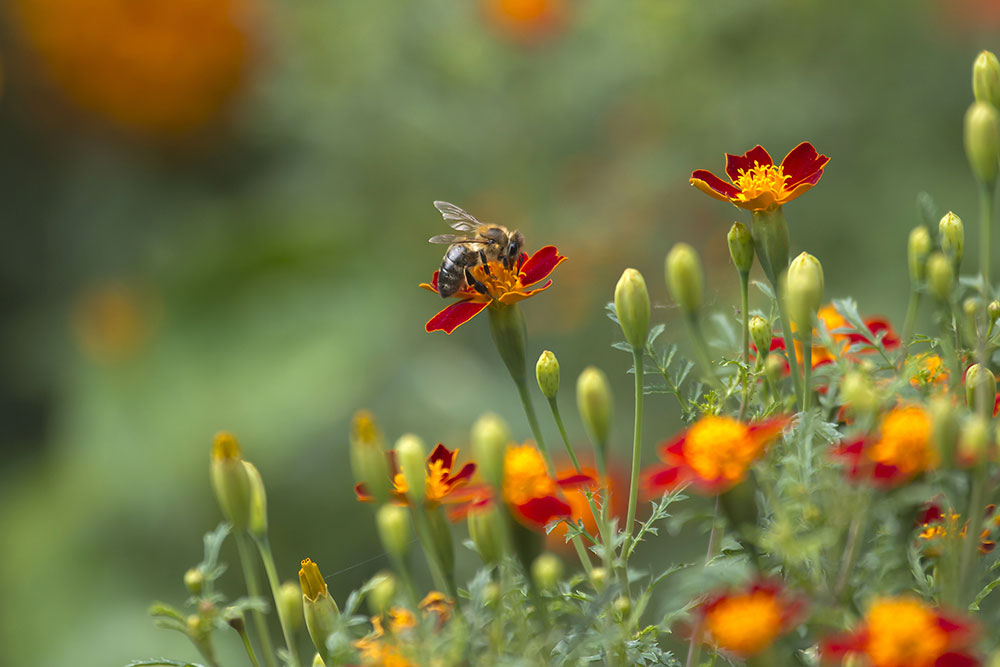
(548, 398), (582, 471)
(834, 504), (866, 599)
(685, 497), (721, 667)
(980, 185), (994, 294)
(959, 466), (988, 604)
(234, 620), (262, 667)
(252, 536), (301, 667)
(801, 332), (813, 412)
(900, 288), (920, 355)
(774, 293), (803, 410)
(410, 506), (455, 598)
(515, 378), (556, 475)
(739, 271), (751, 415)
(235, 533), (278, 667)
(622, 348), (645, 558)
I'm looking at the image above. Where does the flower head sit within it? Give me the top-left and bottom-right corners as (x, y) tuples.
(643, 415), (789, 495)
(421, 245), (566, 334)
(697, 581), (803, 658)
(355, 443), (476, 506)
(546, 460), (626, 549)
(764, 304), (899, 372)
(821, 596), (978, 667)
(690, 143), (829, 212)
(910, 352), (950, 388)
(833, 405), (938, 487)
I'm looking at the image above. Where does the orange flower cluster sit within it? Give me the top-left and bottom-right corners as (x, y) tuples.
(697, 581), (802, 657)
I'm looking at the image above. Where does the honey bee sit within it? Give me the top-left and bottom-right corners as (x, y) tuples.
(429, 201), (525, 298)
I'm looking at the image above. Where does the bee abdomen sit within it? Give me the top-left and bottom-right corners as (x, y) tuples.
(439, 245), (474, 297)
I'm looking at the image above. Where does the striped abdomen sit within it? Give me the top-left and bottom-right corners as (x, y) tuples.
(439, 243), (480, 297)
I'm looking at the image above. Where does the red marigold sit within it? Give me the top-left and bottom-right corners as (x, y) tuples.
(696, 581), (804, 658)
(833, 405), (937, 487)
(355, 443), (476, 506)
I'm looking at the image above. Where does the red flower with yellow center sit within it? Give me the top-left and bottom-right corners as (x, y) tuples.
(354, 443), (476, 506)
(690, 143), (830, 212)
(420, 246), (567, 334)
(834, 405), (938, 487)
(917, 501), (998, 556)
(821, 597), (978, 667)
(697, 582), (803, 658)
(643, 415), (789, 495)
(546, 460), (626, 550)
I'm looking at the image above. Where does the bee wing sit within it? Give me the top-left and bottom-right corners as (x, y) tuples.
(433, 200), (483, 232)
(428, 234), (479, 244)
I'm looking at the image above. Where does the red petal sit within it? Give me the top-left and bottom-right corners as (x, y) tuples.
(556, 472), (595, 488)
(919, 502), (944, 525)
(994, 393), (999, 417)
(779, 142), (830, 187)
(872, 461), (905, 485)
(519, 246), (566, 288)
(516, 496), (572, 526)
(446, 462), (476, 487)
(426, 300), (489, 334)
(820, 631), (869, 658)
(642, 464), (685, 496)
(851, 317), (900, 348)
(935, 653), (979, 667)
(428, 443), (456, 469)
(355, 482), (373, 502)
(658, 433), (687, 461)
(428, 270), (441, 292)
(690, 170), (741, 200)
(725, 145), (773, 182)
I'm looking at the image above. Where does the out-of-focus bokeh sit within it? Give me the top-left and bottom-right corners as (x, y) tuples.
(0, 1), (996, 664)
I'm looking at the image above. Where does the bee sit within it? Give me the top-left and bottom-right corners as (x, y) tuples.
(429, 201), (525, 298)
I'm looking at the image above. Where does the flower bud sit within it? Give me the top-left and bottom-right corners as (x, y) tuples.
(908, 226), (932, 284)
(765, 353), (786, 384)
(927, 252), (954, 301)
(613, 595), (632, 618)
(482, 582), (501, 606)
(531, 552), (563, 590)
(588, 566), (608, 591)
(966, 363), (997, 417)
(224, 607), (245, 633)
(242, 461), (268, 540)
(468, 501), (505, 566)
(395, 434), (427, 505)
(665, 243), (704, 315)
(938, 211), (964, 271)
(350, 410), (391, 504)
(376, 504), (411, 562)
(958, 415), (991, 466)
(535, 350), (560, 399)
(366, 571), (397, 616)
(184, 568), (204, 596)
(748, 316), (771, 360)
(989, 300), (1000, 323)
(973, 50), (1000, 109)
(471, 413), (510, 490)
(576, 366), (613, 449)
(930, 396), (960, 465)
(278, 579), (304, 633)
(964, 101), (1000, 185)
(784, 252), (824, 332)
(840, 371), (880, 416)
(615, 268), (650, 348)
(312, 654), (325, 667)
(210, 432), (252, 531)
(964, 297), (983, 342)
(299, 558), (339, 666)
(727, 222), (754, 274)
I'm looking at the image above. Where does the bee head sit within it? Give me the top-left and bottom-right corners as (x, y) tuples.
(507, 230), (525, 265)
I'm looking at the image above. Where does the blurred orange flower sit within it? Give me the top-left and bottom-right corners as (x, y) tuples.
(482, 0), (566, 44)
(546, 460), (625, 550)
(697, 581), (803, 658)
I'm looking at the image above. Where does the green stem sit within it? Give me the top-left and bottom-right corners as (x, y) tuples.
(515, 378), (555, 474)
(685, 498), (720, 667)
(548, 398), (581, 471)
(235, 533), (278, 667)
(739, 272), (751, 415)
(960, 466), (988, 605)
(623, 348), (645, 558)
(775, 292), (803, 410)
(411, 505), (456, 598)
(234, 620), (262, 667)
(980, 185), (994, 295)
(802, 332), (812, 412)
(901, 288), (920, 355)
(252, 537), (301, 667)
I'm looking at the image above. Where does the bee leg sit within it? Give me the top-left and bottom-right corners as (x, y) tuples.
(465, 269), (489, 295)
(516, 253), (524, 272)
(479, 250), (492, 276)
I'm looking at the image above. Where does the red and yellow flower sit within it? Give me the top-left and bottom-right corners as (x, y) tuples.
(695, 581), (803, 658)
(421, 246), (567, 334)
(917, 501), (999, 556)
(910, 352), (950, 389)
(821, 596), (979, 667)
(355, 443), (476, 506)
(546, 460), (626, 550)
(833, 405), (938, 487)
(690, 143), (830, 212)
(642, 415), (789, 496)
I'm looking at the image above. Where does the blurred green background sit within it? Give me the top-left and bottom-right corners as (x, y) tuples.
(0, 0), (997, 664)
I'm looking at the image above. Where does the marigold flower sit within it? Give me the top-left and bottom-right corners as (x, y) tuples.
(917, 500), (998, 556)
(697, 581), (803, 658)
(764, 304), (899, 372)
(546, 461), (626, 550)
(690, 143), (829, 212)
(354, 443), (476, 506)
(834, 405), (938, 487)
(421, 246), (567, 334)
(643, 415), (789, 495)
(821, 596), (979, 667)
(482, 0), (567, 44)
(910, 352), (950, 388)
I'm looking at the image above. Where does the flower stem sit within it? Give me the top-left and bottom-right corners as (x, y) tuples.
(234, 619), (262, 667)
(252, 536), (301, 667)
(901, 288), (920, 354)
(960, 465), (988, 605)
(739, 271), (751, 414)
(623, 347), (645, 558)
(235, 532), (278, 667)
(547, 397), (581, 472)
(684, 497), (721, 667)
(801, 332), (812, 412)
(833, 490), (870, 600)
(515, 378), (555, 474)
(980, 185), (994, 294)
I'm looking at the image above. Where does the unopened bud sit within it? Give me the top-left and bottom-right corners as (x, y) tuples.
(471, 413), (510, 490)
(939, 211), (964, 271)
(531, 552), (563, 590)
(299, 558), (339, 666)
(224, 607), (245, 633)
(959, 415), (991, 466)
(468, 501), (505, 566)
(184, 568), (204, 596)
(727, 222), (754, 274)
(930, 397), (960, 465)
(966, 363), (997, 417)
(350, 410), (391, 503)
(278, 580), (304, 633)
(615, 268), (650, 348)
(965, 101), (1000, 185)
(243, 461), (268, 539)
(748, 316), (771, 360)
(765, 353), (786, 384)
(376, 504), (411, 562)
(312, 654), (325, 667)
(989, 300), (1000, 323)
(973, 50), (1000, 109)
(395, 434), (427, 505)
(665, 243), (704, 315)
(482, 582), (501, 606)
(577, 366), (613, 449)
(535, 350), (560, 399)
(927, 252), (954, 301)
(908, 226), (932, 284)
(785, 252), (824, 332)
(613, 595), (632, 618)
(588, 566), (608, 591)
(964, 297), (983, 342)
(367, 571), (397, 616)
(210, 432), (252, 531)
(840, 371), (879, 416)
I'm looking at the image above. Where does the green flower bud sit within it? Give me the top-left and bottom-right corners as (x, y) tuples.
(613, 595), (632, 618)
(376, 504), (411, 562)
(615, 268), (650, 348)
(576, 366), (613, 449)
(965, 363), (997, 417)
(765, 352), (786, 385)
(989, 300), (1000, 323)
(973, 50), (1000, 109)
(840, 371), (880, 416)
(959, 415), (991, 466)
(312, 654), (325, 667)
(531, 552), (563, 590)
(468, 502), (505, 566)
(395, 433), (428, 505)
(366, 571), (397, 616)
(278, 580), (304, 633)
(964, 101), (1000, 185)
(964, 297), (983, 342)
(727, 222), (754, 274)
(184, 568), (204, 596)
(471, 413), (510, 490)
(938, 211), (964, 271)
(482, 582), (501, 606)
(927, 252), (954, 301)
(908, 226), (932, 284)
(930, 396), (960, 466)
(350, 410), (391, 504)
(224, 607), (245, 633)
(242, 461), (268, 540)
(784, 252), (824, 332)
(588, 566), (608, 591)
(665, 243), (704, 315)
(299, 559), (339, 667)
(210, 432), (252, 532)
(748, 315), (771, 360)
(535, 350), (560, 399)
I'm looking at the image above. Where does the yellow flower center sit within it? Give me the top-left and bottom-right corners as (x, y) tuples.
(865, 598), (948, 667)
(503, 445), (556, 506)
(910, 353), (949, 388)
(392, 458), (453, 502)
(869, 406), (938, 477)
(733, 163), (789, 203)
(211, 432), (242, 461)
(469, 260), (521, 300)
(704, 590), (783, 656)
(683, 416), (765, 484)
